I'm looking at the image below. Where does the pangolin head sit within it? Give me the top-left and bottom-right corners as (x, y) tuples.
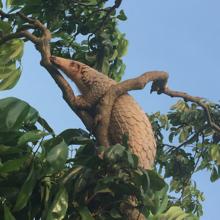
(50, 56), (97, 94)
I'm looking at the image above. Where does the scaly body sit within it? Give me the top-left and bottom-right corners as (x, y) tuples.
(50, 56), (156, 169)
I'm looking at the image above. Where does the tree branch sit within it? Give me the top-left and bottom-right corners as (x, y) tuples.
(0, 12), (41, 45)
(0, 9), (94, 133)
(0, 30), (39, 45)
(163, 87), (220, 133)
(95, 71), (168, 147)
(95, 72), (220, 147)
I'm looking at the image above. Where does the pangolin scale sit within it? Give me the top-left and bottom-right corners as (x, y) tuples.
(50, 56), (156, 169)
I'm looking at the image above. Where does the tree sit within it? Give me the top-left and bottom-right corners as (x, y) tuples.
(0, 0), (220, 219)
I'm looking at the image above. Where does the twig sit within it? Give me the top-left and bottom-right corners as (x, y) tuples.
(93, 0), (123, 34)
(163, 87), (220, 133)
(17, 24), (35, 31)
(0, 30), (39, 45)
(166, 131), (200, 154)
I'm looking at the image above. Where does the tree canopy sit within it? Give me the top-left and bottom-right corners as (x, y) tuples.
(0, 0), (220, 219)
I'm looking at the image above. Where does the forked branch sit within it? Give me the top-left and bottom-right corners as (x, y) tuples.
(163, 88), (220, 132)
(0, 10), (94, 132)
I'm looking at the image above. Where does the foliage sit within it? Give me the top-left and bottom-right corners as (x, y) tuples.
(0, 37), (23, 90)
(150, 100), (220, 216)
(1, 0), (128, 82)
(0, 0), (220, 219)
(0, 97), (197, 219)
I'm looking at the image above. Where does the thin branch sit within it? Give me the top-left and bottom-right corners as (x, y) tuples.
(17, 24), (36, 31)
(21, 30), (39, 43)
(163, 87), (220, 133)
(0, 30), (39, 45)
(166, 131), (200, 154)
(93, 0), (123, 34)
(0, 32), (23, 44)
(95, 71), (219, 148)
(76, 2), (99, 7)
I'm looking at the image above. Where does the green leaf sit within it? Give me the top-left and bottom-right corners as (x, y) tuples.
(4, 204), (16, 220)
(23, 104), (39, 125)
(155, 185), (169, 214)
(78, 207), (95, 220)
(0, 21), (12, 33)
(18, 130), (48, 146)
(110, 49), (118, 61)
(170, 100), (186, 111)
(0, 155), (29, 173)
(0, 39), (24, 63)
(62, 165), (83, 184)
(104, 144), (125, 162)
(117, 10), (127, 21)
(37, 116), (55, 136)
(133, 170), (149, 192)
(8, 39), (24, 60)
(178, 128), (189, 143)
(46, 186), (68, 220)
(210, 144), (220, 164)
(73, 168), (93, 193)
(168, 132), (175, 143)
(147, 170), (165, 191)
(46, 139), (68, 171)
(0, 1), (2, 8)
(117, 37), (128, 58)
(163, 206), (193, 220)
(13, 164), (38, 211)
(0, 97), (39, 131)
(58, 128), (90, 145)
(0, 63), (17, 79)
(210, 167), (219, 182)
(126, 151), (138, 168)
(0, 68), (21, 90)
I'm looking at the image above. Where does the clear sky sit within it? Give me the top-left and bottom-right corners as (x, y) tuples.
(1, 0), (220, 219)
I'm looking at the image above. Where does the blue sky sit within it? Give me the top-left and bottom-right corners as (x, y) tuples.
(1, 0), (220, 219)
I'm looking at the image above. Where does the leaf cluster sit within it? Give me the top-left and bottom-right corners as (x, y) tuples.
(0, 26), (23, 89)
(150, 100), (220, 216)
(1, 0), (128, 81)
(0, 97), (197, 220)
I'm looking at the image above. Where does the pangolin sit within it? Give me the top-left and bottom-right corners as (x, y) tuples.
(50, 56), (156, 169)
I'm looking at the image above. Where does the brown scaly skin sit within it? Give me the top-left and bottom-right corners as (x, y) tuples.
(50, 56), (156, 170)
